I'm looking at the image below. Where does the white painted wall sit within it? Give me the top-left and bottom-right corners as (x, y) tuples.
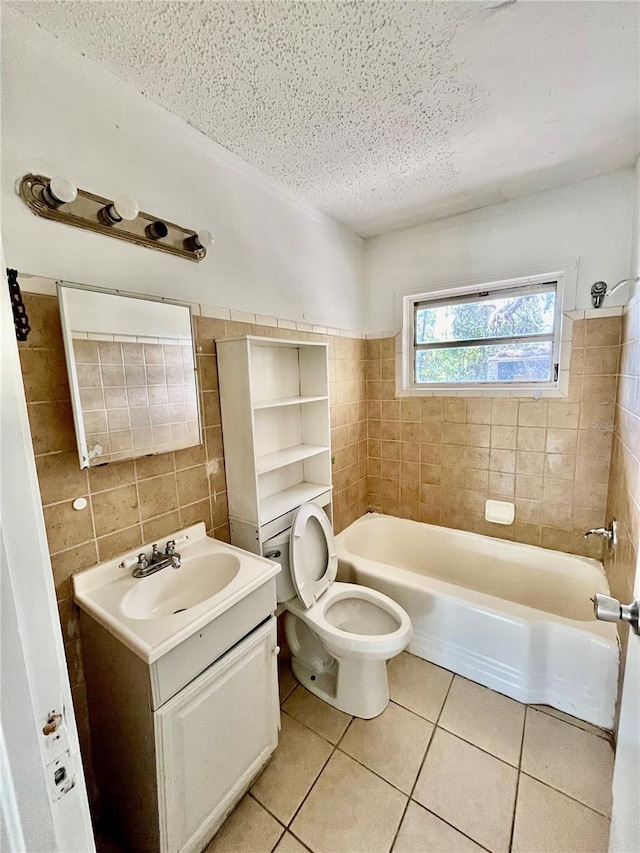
(0, 9), (363, 331)
(363, 172), (637, 332)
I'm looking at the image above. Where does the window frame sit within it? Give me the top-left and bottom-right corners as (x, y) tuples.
(401, 273), (565, 394)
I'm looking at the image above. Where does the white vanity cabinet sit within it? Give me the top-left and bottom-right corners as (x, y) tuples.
(217, 336), (332, 553)
(156, 619), (279, 853)
(81, 613), (279, 853)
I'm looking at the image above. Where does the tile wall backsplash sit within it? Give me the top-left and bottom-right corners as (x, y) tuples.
(72, 336), (200, 463)
(365, 316), (622, 560)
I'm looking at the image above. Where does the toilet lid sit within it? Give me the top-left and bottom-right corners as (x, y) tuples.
(289, 503), (337, 609)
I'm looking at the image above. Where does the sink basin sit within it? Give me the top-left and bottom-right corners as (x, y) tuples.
(72, 522), (280, 662)
(121, 553), (241, 620)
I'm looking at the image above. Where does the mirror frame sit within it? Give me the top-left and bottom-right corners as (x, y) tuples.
(57, 281), (202, 469)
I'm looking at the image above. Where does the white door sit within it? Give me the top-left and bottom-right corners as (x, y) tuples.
(0, 260), (95, 850)
(155, 618), (279, 853)
(609, 552), (640, 853)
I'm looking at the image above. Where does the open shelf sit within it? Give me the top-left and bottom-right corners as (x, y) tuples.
(256, 444), (329, 475)
(253, 395), (328, 410)
(217, 335), (332, 550)
(259, 482), (332, 525)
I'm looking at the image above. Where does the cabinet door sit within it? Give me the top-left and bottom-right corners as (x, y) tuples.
(155, 619), (279, 853)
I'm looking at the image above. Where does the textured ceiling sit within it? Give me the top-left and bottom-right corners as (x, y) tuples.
(11, 1), (640, 236)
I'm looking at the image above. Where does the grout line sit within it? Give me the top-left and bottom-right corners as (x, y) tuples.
(285, 828), (314, 853)
(387, 665), (455, 852)
(529, 705), (612, 740)
(508, 695), (528, 851)
(434, 721), (522, 770)
(247, 790), (285, 826)
(270, 710), (336, 830)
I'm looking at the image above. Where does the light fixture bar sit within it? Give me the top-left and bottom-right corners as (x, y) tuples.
(17, 173), (210, 263)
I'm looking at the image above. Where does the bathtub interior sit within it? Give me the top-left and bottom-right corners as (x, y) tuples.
(338, 514), (607, 621)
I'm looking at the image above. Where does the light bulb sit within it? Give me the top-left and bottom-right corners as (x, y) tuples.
(185, 228), (214, 252)
(42, 176), (77, 207)
(196, 229), (214, 248)
(112, 194), (139, 221)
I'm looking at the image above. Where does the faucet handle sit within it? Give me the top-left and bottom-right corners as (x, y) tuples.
(165, 539), (176, 555)
(137, 552), (149, 570)
(584, 519), (618, 548)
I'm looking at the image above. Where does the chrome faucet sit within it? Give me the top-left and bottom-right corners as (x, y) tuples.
(584, 518), (618, 548)
(131, 540), (181, 578)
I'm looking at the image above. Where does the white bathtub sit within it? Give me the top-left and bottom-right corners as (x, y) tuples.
(335, 513), (619, 728)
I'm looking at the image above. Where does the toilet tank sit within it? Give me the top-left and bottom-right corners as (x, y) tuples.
(262, 528), (296, 603)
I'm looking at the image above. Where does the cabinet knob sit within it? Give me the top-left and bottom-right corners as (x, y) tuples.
(273, 645), (280, 656)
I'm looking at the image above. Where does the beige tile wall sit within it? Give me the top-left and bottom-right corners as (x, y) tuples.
(18, 293), (367, 813)
(604, 292), (640, 657)
(365, 316), (622, 560)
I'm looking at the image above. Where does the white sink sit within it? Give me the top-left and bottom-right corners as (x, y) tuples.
(73, 522), (279, 662)
(121, 553), (242, 620)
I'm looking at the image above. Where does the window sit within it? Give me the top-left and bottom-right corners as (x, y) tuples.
(402, 275), (563, 392)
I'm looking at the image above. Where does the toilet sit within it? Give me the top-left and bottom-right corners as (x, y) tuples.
(266, 502), (412, 718)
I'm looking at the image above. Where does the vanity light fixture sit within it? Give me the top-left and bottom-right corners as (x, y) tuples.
(41, 176), (78, 208)
(17, 172), (211, 262)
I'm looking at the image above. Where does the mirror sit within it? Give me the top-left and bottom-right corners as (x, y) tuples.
(58, 282), (201, 468)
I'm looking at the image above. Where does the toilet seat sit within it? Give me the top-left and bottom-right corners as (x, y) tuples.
(289, 503), (338, 608)
(286, 581), (412, 660)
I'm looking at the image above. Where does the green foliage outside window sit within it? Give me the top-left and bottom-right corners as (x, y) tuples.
(414, 289), (556, 384)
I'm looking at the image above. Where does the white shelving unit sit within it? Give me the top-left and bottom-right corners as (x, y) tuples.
(217, 336), (332, 552)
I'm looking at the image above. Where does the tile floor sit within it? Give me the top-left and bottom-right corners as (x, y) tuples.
(206, 652), (615, 853)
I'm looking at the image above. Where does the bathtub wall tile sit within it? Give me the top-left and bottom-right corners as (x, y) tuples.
(365, 314), (623, 560)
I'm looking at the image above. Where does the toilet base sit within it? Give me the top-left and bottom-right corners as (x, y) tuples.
(290, 654), (390, 719)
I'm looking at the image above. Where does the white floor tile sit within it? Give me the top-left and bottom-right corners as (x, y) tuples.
(282, 685), (352, 744)
(205, 795), (283, 853)
(387, 652), (453, 722)
(438, 676), (525, 766)
(521, 708), (614, 815)
(413, 728), (518, 853)
(291, 750), (407, 853)
(250, 712), (332, 824)
(340, 701), (434, 793)
(512, 774), (610, 853)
